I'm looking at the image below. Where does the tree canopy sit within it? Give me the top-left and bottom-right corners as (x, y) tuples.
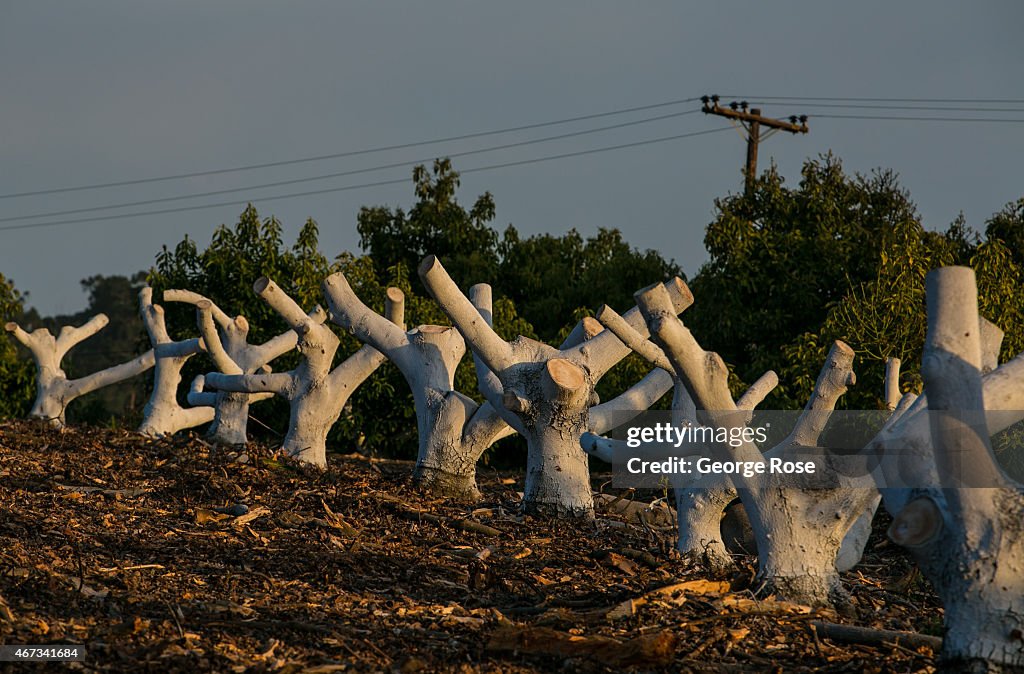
(689, 154), (1020, 409)
(358, 158), (681, 343)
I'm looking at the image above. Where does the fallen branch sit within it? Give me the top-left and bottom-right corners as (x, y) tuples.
(810, 620), (942, 652)
(366, 492), (504, 537)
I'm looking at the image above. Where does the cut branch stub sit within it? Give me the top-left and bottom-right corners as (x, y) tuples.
(978, 317), (1003, 374)
(386, 287), (407, 330)
(884, 357), (901, 411)
(887, 497), (942, 548)
(418, 255), (515, 373)
(542, 358), (588, 406)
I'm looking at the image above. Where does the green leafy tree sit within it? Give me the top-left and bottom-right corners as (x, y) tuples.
(689, 154), (956, 405)
(694, 154), (1023, 411)
(778, 217), (969, 409)
(357, 158), (500, 296)
(0, 274), (34, 419)
(984, 197), (1024, 268)
(497, 227), (681, 342)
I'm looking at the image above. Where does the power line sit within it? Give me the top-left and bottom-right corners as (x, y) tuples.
(750, 102), (1024, 113)
(0, 109), (702, 224)
(0, 126), (732, 234)
(810, 113), (1024, 122)
(721, 95), (1024, 104)
(0, 97), (700, 200)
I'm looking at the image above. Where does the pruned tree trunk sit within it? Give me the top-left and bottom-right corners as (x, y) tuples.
(5, 315), (155, 427)
(884, 267), (1024, 673)
(164, 289), (297, 445)
(418, 255), (690, 516)
(632, 282), (879, 608)
(322, 273), (513, 500)
(204, 277), (401, 467)
(137, 287), (214, 436)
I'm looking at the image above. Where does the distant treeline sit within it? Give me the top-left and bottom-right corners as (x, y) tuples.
(3, 155), (1023, 463)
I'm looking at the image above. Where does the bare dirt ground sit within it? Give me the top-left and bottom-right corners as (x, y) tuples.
(0, 420), (943, 673)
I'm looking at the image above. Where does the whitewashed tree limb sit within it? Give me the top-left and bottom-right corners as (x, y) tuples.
(736, 371), (779, 411)
(884, 357), (902, 411)
(588, 369), (674, 435)
(559, 316), (604, 350)
(978, 316), (1003, 374)
(5, 317), (155, 427)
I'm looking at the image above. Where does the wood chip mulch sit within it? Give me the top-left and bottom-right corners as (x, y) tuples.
(0, 420), (942, 672)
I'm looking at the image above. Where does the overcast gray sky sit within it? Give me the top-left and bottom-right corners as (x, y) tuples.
(1, 2), (1021, 316)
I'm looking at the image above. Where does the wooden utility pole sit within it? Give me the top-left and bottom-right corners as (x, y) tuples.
(701, 95), (808, 196)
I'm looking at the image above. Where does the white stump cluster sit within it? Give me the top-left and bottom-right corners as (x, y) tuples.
(10, 254), (1024, 670)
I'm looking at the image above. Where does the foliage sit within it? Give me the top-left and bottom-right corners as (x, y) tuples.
(152, 204), (334, 344)
(778, 218), (967, 409)
(691, 154), (1022, 410)
(689, 154), (930, 404)
(497, 226), (681, 342)
(984, 197), (1024, 268)
(358, 159), (681, 344)
(357, 158), (499, 297)
(0, 274), (34, 419)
